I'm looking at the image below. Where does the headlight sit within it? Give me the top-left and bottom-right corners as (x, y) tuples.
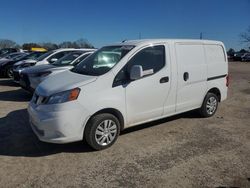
(46, 88), (81, 104)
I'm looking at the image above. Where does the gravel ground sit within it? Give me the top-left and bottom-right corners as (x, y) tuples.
(0, 62), (249, 188)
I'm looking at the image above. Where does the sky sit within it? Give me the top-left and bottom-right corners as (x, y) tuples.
(0, 0), (249, 50)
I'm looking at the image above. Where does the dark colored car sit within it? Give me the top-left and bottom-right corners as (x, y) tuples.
(12, 51), (46, 81)
(0, 48), (19, 57)
(0, 52), (44, 78)
(242, 53), (250, 62)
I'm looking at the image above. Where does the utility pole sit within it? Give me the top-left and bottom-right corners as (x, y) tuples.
(200, 32), (203, 40)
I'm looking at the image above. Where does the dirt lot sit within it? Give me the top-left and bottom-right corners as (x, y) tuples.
(0, 62), (249, 188)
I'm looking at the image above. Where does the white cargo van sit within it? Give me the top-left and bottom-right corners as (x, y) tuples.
(28, 39), (228, 150)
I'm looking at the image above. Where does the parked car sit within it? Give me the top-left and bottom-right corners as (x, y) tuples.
(0, 52), (24, 62)
(13, 48), (93, 82)
(0, 48), (19, 57)
(241, 53), (250, 62)
(12, 51), (47, 82)
(232, 52), (249, 61)
(28, 39), (228, 150)
(0, 52), (29, 77)
(19, 50), (94, 92)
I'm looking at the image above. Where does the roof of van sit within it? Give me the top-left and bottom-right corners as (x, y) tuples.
(111, 39), (224, 46)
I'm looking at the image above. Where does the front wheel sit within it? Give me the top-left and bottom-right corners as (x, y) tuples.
(5, 66), (13, 78)
(199, 93), (219, 118)
(84, 113), (120, 150)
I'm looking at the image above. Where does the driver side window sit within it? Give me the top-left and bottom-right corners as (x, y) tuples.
(113, 45), (165, 87)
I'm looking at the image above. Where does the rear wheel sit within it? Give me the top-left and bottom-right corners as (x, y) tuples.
(199, 93), (219, 117)
(84, 113), (120, 150)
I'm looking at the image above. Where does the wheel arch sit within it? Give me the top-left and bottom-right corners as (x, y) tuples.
(207, 87), (221, 102)
(89, 108), (125, 131)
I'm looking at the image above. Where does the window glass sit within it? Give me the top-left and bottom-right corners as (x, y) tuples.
(127, 45), (165, 73)
(36, 51), (54, 61)
(72, 45), (134, 76)
(48, 51), (72, 63)
(72, 53), (92, 66)
(26, 52), (45, 60)
(114, 45), (165, 85)
(52, 52), (83, 66)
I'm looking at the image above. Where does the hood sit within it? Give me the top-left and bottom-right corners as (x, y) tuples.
(23, 64), (56, 74)
(14, 59), (37, 66)
(36, 60), (49, 66)
(23, 64), (73, 74)
(0, 58), (8, 62)
(0, 59), (11, 65)
(36, 70), (97, 96)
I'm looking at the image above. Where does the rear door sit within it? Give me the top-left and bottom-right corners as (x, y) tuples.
(175, 43), (207, 112)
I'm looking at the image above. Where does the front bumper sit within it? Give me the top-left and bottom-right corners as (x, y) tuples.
(20, 74), (34, 93)
(28, 101), (90, 144)
(13, 69), (21, 83)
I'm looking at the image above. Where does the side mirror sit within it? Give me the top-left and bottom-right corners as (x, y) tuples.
(50, 58), (58, 63)
(130, 65), (143, 80)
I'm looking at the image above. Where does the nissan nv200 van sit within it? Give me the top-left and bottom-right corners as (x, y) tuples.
(28, 39), (228, 150)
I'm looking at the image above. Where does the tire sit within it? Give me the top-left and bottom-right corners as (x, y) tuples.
(84, 113), (120, 150)
(5, 66), (13, 78)
(199, 92), (219, 118)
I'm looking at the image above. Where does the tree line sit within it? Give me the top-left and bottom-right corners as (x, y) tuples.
(0, 38), (94, 50)
(1, 26), (250, 52)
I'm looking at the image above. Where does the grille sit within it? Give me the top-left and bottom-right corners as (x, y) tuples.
(32, 93), (47, 105)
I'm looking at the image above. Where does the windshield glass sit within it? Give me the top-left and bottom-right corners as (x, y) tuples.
(24, 52), (45, 60)
(12, 53), (28, 61)
(72, 45), (134, 76)
(36, 50), (54, 61)
(2, 53), (20, 59)
(52, 52), (83, 66)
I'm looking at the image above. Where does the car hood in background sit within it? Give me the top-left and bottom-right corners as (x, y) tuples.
(0, 59), (11, 65)
(36, 70), (97, 96)
(14, 59), (37, 66)
(23, 64), (73, 74)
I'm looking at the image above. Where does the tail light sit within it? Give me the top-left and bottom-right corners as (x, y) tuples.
(226, 75), (229, 87)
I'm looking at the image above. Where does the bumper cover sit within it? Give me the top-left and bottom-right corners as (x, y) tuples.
(28, 101), (90, 144)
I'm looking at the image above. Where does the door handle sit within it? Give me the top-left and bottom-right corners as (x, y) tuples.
(183, 72), (189, 81)
(160, 76), (169, 83)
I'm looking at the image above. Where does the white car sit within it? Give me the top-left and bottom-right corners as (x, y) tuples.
(13, 48), (94, 82)
(19, 50), (95, 92)
(28, 39), (228, 150)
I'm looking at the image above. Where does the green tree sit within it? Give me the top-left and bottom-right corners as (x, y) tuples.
(227, 48), (235, 56)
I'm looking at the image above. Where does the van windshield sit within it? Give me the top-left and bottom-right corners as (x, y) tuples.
(71, 45), (134, 76)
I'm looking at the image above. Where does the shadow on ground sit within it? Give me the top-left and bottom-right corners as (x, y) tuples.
(0, 79), (32, 102)
(0, 78), (19, 87)
(0, 89), (32, 102)
(0, 108), (201, 157)
(0, 109), (94, 157)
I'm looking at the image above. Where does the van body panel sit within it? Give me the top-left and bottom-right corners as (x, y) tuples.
(29, 39), (228, 144)
(175, 43), (207, 111)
